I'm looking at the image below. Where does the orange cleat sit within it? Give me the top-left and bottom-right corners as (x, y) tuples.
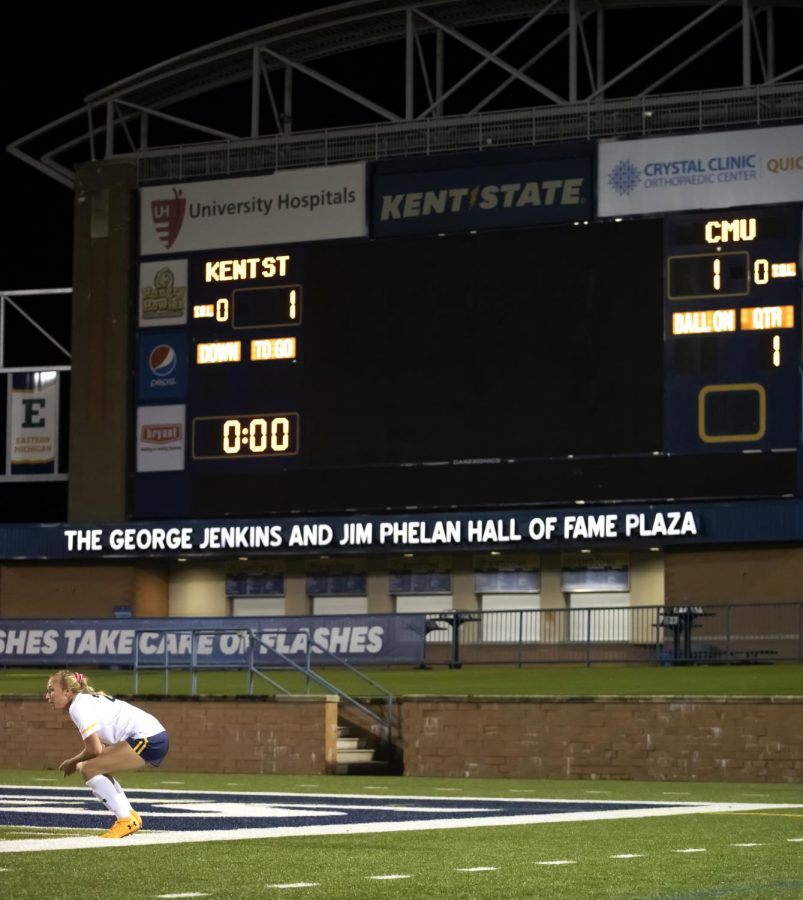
(99, 814), (142, 839)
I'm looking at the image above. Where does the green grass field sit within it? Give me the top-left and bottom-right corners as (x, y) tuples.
(1, 771), (802, 899)
(2, 665), (801, 897)
(3, 662), (802, 698)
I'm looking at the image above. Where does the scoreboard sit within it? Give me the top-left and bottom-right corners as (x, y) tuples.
(189, 250), (302, 463)
(133, 206), (801, 519)
(663, 206), (800, 452)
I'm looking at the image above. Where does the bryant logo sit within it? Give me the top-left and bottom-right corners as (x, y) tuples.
(151, 188), (186, 249)
(141, 424), (182, 444)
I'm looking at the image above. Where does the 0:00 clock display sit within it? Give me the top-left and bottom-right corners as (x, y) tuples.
(192, 413), (300, 459)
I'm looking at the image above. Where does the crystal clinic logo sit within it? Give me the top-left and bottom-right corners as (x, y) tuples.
(607, 160), (642, 196)
(151, 188), (186, 249)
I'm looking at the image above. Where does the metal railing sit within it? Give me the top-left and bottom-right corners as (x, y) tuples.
(132, 626), (394, 741)
(421, 602), (803, 668)
(135, 81), (803, 185)
(127, 604), (801, 686)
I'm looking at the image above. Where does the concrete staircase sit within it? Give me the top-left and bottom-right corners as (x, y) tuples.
(335, 724), (400, 775)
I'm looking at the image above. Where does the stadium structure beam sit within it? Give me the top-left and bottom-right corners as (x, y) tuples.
(6, 0), (803, 190)
(260, 46), (402, 122)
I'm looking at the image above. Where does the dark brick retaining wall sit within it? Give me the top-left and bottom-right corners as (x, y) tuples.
(398, 696), (803, 782)
(0, 695), (338, 775)
(2, 695), (800, 782)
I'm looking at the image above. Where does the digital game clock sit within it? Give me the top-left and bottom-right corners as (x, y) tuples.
(192, 413), (300, 459)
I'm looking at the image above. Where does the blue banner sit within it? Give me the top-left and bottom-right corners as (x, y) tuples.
(1, 500), (803, 560)
(372, 153), (592, 237)
(0, 614), (428, 666)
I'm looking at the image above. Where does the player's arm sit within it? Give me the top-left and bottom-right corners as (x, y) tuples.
(58, 732), (103, 776)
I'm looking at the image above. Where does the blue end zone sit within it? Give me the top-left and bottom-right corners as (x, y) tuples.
(0, 786), (679, 833)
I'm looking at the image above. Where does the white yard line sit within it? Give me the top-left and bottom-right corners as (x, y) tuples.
(1, 791), (801, 855)
(156, 894), (210, 898)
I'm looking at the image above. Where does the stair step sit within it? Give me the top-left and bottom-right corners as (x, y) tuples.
(334, 759), (398, 775)
(337, 737), (362, 751)
(336, 747), (376, 764)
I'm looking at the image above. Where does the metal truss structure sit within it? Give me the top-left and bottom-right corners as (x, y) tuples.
(0, 289), (70, 484)
(0, 290), (71, 373)
(7, 0), (803, 188)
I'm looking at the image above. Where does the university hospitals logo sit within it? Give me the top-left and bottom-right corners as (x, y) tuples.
(607, 160), (642, 196)
(151, 189), (186, 249)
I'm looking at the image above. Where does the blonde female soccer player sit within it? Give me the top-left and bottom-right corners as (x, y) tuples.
(45, 670), (170, 838)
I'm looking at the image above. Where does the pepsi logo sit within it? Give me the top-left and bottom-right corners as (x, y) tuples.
(149, 344), (177, 377)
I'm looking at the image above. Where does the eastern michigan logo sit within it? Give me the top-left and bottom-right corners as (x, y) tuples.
(151, 188), (186, 249)
(149, 344), (178, 387)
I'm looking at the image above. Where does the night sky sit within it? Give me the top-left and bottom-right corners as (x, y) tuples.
(6, 3), (801, 292)
(2, 3), (332, 291)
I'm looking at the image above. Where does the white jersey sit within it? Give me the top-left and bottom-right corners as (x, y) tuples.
(69, 692), (164, 745)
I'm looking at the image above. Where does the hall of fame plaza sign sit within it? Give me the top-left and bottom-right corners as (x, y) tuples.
(2, 785), (801, 852)
(61, 508), (699, 556)
(1, 498), (800, 560)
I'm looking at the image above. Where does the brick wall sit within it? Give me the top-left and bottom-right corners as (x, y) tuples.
(400, 696), (803, 782)
(1, 695), (338, 775)
(3, 694), (801, 782)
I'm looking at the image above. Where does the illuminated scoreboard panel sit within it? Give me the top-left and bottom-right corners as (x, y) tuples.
(132, 215), (800, 520)
(188, 250), (303, 467)
(664, 206), (801, 453)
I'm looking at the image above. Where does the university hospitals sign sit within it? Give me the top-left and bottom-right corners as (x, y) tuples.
(1, 500), (802, 559)
(139, 163), (367, 254)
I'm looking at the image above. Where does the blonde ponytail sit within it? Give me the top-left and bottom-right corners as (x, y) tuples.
(50, 670), (107, 697)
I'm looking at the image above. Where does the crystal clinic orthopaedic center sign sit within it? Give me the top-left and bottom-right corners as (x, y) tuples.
(598, 123), (803, 216)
